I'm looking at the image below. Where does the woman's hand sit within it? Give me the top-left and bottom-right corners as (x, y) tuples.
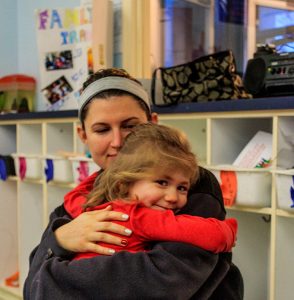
(54, 205), (132, 255)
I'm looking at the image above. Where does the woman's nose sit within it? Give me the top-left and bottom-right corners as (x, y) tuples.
(110, 130), (123, 148)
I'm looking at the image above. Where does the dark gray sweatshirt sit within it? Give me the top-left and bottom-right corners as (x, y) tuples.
(23, 168), (244, 300)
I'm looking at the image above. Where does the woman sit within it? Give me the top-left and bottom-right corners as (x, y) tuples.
(24, 68), (243, 299)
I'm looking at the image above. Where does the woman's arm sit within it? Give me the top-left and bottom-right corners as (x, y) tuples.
(23, 204), (134, 298)
(58, 171), (132, 254)
(23, 197), (227, 300)
(24, 168), (242, 299)
(25, 239), (220, 300)
(54, 206), (132, 254)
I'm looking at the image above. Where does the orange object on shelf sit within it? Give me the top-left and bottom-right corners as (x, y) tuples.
(5, 271), (19, 288)
(0, 74), (36, 113)
(220, 170), (237, 207)
(0, 74), (36, 91)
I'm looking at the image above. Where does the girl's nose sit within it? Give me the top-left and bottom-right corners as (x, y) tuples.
(164, 188), (178, 203)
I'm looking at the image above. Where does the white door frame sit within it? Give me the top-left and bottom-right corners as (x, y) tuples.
(247, 0), (294, 60)
(247, 3), (294, 299)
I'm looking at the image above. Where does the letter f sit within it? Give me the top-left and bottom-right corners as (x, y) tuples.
(39, 10), (49, 30)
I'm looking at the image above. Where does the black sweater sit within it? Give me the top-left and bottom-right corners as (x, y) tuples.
(23, 168), (244, 300)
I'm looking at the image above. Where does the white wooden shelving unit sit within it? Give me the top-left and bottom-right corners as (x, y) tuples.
(0, 97), (294, 300)
(0, 114), (82, 300)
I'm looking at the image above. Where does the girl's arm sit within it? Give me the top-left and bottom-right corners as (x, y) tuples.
(130, 206), (237, 253)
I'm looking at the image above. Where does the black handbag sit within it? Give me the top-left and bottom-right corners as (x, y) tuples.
(151, 50), (252, 106)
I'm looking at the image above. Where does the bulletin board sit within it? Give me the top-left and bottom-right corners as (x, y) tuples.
(35, 5), (93, 111)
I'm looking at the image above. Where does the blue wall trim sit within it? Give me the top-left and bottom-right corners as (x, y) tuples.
(0, 96), (294, 121)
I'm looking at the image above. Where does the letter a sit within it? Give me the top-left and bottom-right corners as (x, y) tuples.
(50, 9), (62, 29)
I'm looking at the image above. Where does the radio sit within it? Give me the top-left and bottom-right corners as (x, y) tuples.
(243, 44), (294, 97)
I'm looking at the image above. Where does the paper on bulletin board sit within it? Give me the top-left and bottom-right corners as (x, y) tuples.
(233, 131), (272, 168)
(35, 5), (93, 111)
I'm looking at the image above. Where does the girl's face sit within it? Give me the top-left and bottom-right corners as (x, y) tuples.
(128, 170), (190, 212)
(78, 95), (157, 170)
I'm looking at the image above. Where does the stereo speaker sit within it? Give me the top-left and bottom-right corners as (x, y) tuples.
(243, 50), (294, 97)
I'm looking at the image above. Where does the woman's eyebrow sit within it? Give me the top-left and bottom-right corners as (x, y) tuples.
(91, 122), (108, 127)
(90, 117), (140, 128)
(121, 117), (140, 123)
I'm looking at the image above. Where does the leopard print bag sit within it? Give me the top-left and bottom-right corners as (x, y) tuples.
(151, 50), (252, 106)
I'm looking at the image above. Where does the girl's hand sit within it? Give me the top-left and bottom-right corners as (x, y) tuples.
(54, 205), (132, 255)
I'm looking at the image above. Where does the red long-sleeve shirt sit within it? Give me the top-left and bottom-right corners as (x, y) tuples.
(64, 172), (237, 260)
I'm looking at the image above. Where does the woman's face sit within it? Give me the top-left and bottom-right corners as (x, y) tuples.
(78, 95), (158, 170)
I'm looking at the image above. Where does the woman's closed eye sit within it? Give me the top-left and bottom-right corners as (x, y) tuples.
(94, 127), (110, 134)
(91, 123), (111, 134)
(121, 122), (139, 131)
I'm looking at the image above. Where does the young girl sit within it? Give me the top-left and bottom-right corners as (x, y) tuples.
(64, 123), (237, 260)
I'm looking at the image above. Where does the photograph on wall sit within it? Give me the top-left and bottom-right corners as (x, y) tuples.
(41, 76), (73, 104)
(35, 5), (93, 111)
(45, 50), (74, 71)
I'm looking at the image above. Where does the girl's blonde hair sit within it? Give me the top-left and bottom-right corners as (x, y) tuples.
(84, 123), (199, 209)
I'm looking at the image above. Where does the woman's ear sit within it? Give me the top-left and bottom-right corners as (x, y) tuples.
(151, 112), (158, 124)
(77, 125), (87, 144)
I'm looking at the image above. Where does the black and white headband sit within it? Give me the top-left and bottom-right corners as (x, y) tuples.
(78, 76), (151, 121)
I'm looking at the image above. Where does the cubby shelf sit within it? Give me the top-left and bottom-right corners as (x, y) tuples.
(0, 284), (21, 300)
(0, 97), (294, 300)
(154, 98), (294, 300)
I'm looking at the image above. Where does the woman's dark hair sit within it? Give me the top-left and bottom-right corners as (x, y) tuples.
(80, 68), (152, 127)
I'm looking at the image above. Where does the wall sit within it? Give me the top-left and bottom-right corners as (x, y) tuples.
(17, 0), (80, 76)
(0, 0), (18, 76)
(0, 0), (80, 111)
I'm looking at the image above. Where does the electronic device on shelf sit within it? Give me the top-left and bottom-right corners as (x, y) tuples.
(243, 44), (294, 97)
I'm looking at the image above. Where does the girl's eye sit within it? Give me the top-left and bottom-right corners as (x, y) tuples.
(178, 185), (188, 192)
(155, 180), (168, 186)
